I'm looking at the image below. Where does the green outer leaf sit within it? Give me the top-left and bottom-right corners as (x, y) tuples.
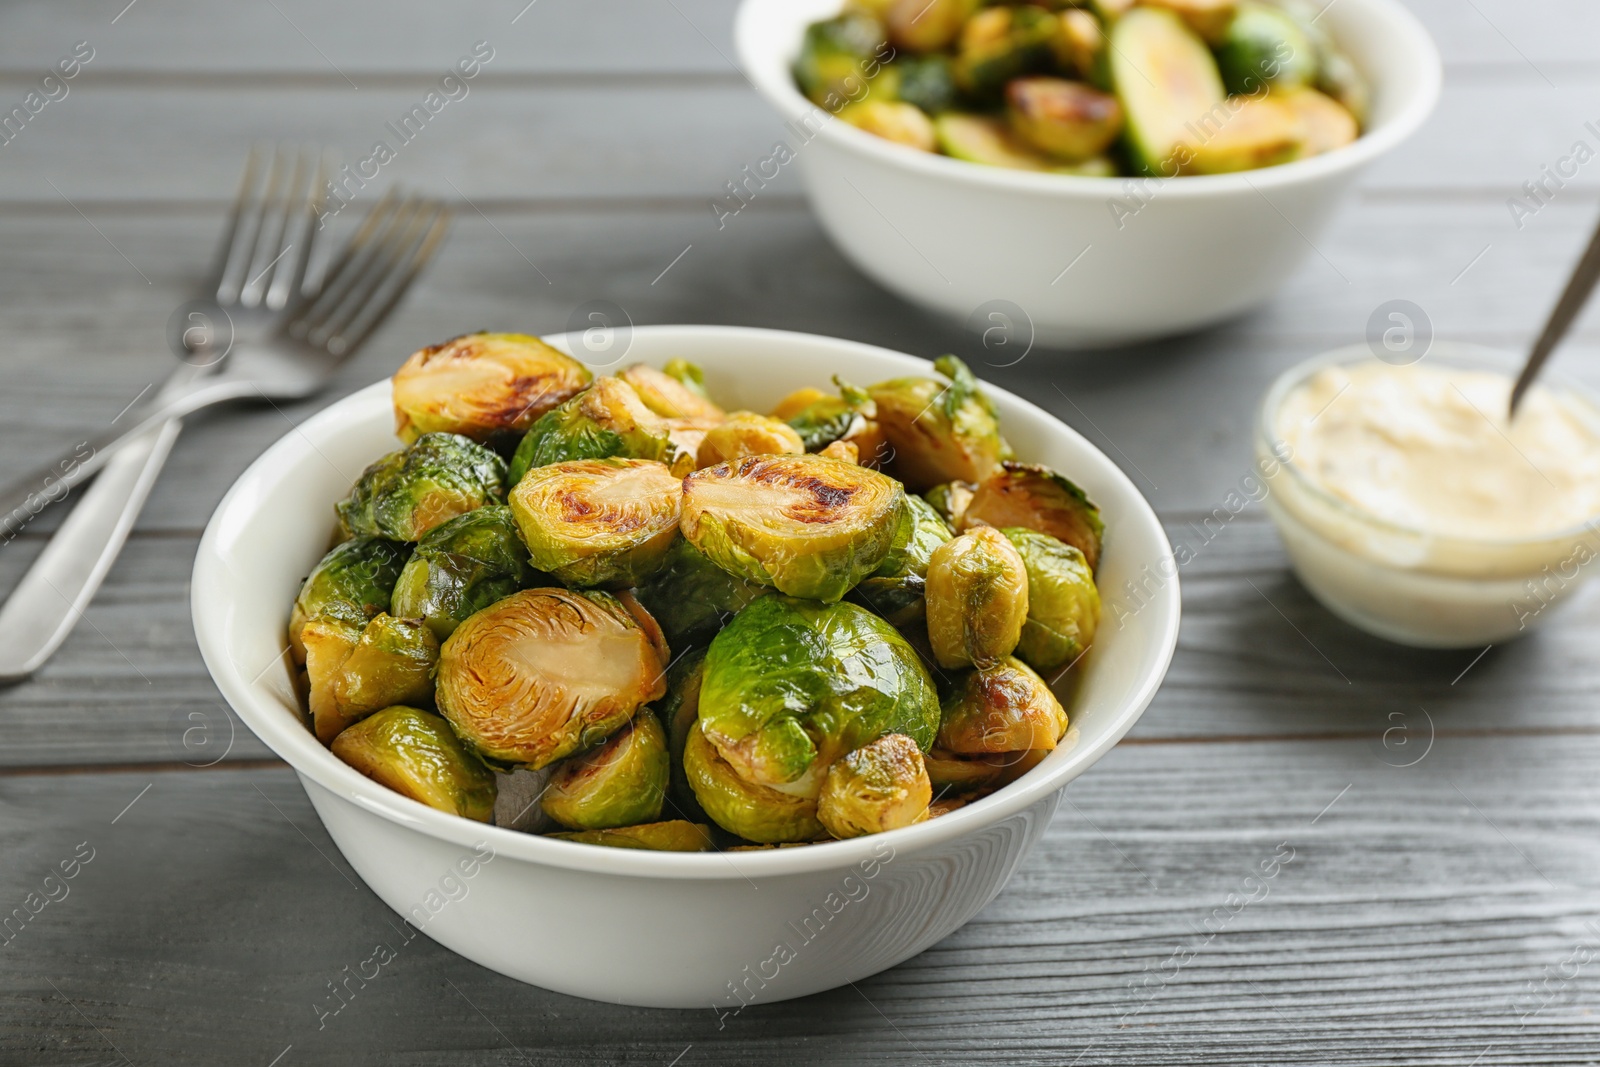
(1001, 526), (1101, 673)
(336, 433), (507, 542)
(290, 536), (410, 653)
(634, 538), (768, 651)
(389, 505), (539, 640)
(851, 494), (952, 626)
(330, 705), (497, 822)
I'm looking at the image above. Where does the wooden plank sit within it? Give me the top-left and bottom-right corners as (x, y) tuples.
(3, 747), (1600, 1063)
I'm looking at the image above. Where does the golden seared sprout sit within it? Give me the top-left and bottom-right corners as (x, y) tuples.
(962, 462), (1104, 572)
(1111, 7), (1225, 176)
(1006, 77), (1123, 162)
(509, 458), (682, 588)
(620, 362), (725, 421)
(389, 505), (539, 640)
(305, 613), (440, 744)
(681, 453), (911, 602)
(1142, 0), (1239, 44)
(507, 376), (678, 485)
(1002, 527), (1100, 674)
(547, 820), (715, 851)
(818, 440), (860, 464)
(634, 538), (768, 652)
(1183, 96), (1305, 174)
(696, 412), (806, 468)
(435, 588), (669, 768)
(542, 709), (670, 831)
(839, 101), (937, 152)
(937, 656), (1067, 755)
(923, 481), (976, 529)
(770, 386), (830, 421)
(337, 433), (507, 543)
(925, 526), (1030, 670)
(784, 379), (889, 464)
(953, 5), (1058, 100)
(868, 355), (1006, 491)
(1279, 86), (1358, 157)
(1054, 9), (1107, 81)
(852, 494), (952, 627)
(332, 706), (496, 821)
(817, 734), (932, 838)
(392, 332), (591, 448)
(289, 536), (409, 663)
(697, 596), (940, 806)
(665, 416), (723, 472)
(794, 11), (887, 108)
(683, 722), (825, 844)
(886, 0), (973, 53)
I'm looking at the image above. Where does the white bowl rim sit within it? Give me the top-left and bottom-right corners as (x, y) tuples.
(193, 325), (1180, 881)
(734, 0), (1442, 198)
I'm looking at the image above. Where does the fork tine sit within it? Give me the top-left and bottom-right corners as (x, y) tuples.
(264, 146), (327, 310)
(214, 145), (274, 305)
(203, 144), (262, 300)
(322, 202), (451, 356)
(296, 195), (427, 347)
(219, 144), (287, 306)
(239, 144), (308, 309)
(289, 187), (404, 334)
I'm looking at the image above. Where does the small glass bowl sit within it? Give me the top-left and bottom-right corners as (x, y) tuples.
(1255, 342), (1600, 648)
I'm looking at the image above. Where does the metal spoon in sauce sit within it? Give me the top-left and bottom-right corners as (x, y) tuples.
(1509, 210), (1600, 418)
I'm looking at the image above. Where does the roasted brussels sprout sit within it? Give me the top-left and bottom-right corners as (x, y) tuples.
(1002, 527), (1100, 673)
(1110, 7), (1225, 175)
(1216, 0), (1316, 95)
(924, 481), (976, 529)
(1279, 85), (1357, 157)
(770, 387), (830, 421)
(1053, 9), (1108, 83)
(435, 588), (669, 768)
(507, 376), (678, 485)
(1316, 48), (1368, 125)
(619, 362), (725, 421)
(655, 646), (709, 816)
(1007, 77), (1123, 162)
(683, 722), (825, 844)
(818, 440), (861, 464)
(953, 5), (1058, 99)
(936, 112), (1116, 173)
(962, 462), (1104, 572)
(794, 11), (887, 108)
(389, 505), (538, 639)
(937, 656), (1067, 754)
(817, 733), (932, 838)
(852, 494), (953, 627)
(886, 0), (975, 54)
(695, 412), (806, 468)
(548, 820), (715, 850)
(839, 100), (938, 151)
(509, 458), (682, 588)
(307, 612), (439, 744)
(289, 536), (408, 663)
(392, 332), (591, 448)
(697, 596), (940, 797)
(925, 525), (1030, 670)
(682, 454), (910, 602)
(542, 709), (670, 830)
(634, 538), (767, 651)
(868, 355), (1006, 491)
(1185, 96), (1305, 174)
(1141, 0), (1238, 44)
(783, 380), (889, 463)
(336, 433), (507, 543)
(331, 706), (497, 821)
(891, 54), (960, 114)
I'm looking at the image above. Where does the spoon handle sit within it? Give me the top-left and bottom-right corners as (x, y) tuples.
(1510, 209), (1600, 417)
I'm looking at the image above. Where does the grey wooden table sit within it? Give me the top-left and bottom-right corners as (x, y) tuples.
(2, 1), (1599, 1063)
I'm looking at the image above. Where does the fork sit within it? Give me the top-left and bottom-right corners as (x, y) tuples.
(0, 148), (451, 682)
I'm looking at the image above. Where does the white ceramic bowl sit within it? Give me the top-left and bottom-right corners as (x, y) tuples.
(193, 326), (1180, 1008)
(736, 0), (1440, 349)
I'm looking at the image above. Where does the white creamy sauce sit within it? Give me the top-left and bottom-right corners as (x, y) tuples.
(1277, 362), (1600, 540)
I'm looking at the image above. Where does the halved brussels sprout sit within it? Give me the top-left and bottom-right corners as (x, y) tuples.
(925, 525), (1030, 670)
(547, 819), (715, 851)
(1141, 0), (1238, 44)
(817, 733), (932, 839)
(289, 536), (409, 662)
(697, 596), (940, 802)
(620, 362), (725, 421)
(852, 494), (952, 627)
(634, 538), (768, 651)
(838, 100), (937, 151)
(654, 646), (709, 819)
(1053, 9), (1108, 84)
(885, 0), (974, 53)
(1183, 96), (1305, 174)
(331, 706), (497, 821)
(962, 462), (1104, 572)
(509, 458), (682, 588)
(783, 381), (889, 464)
(1279, 86), (1358, 157)
(770, 387), (829, 421)
(818, 440), (860, 464)
(507, 376), (677, 485)
(541, 709), (670, 831)
(392, 332), (591, 448)
(390, 505), (539, 640)
(867, 355), (1006, 491)
(794, 11), (887, 108)
(1216, 0), (1316, 95)
(695, 412), (806, 468)
(337, 433), (507, 543)
(1110, 7), (1225, 175)
(1006, 77), (1123, 162)
(891, 54), (959, 114)
(682, 454), (910, 602)
(1002, 527), (1100, 674)
(436, 588), (669, 768)
(937, 656), (1067, 754)
(308, 612), (439, 744)
(683, 722), (825, 844)
(924, 481), (976, 529)
(953, 5), (1058, 99)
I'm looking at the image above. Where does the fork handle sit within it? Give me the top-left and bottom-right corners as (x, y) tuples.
(0, 416), (183, 683)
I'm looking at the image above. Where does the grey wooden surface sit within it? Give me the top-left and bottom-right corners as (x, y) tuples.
(2, 1), (1599, 1063)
